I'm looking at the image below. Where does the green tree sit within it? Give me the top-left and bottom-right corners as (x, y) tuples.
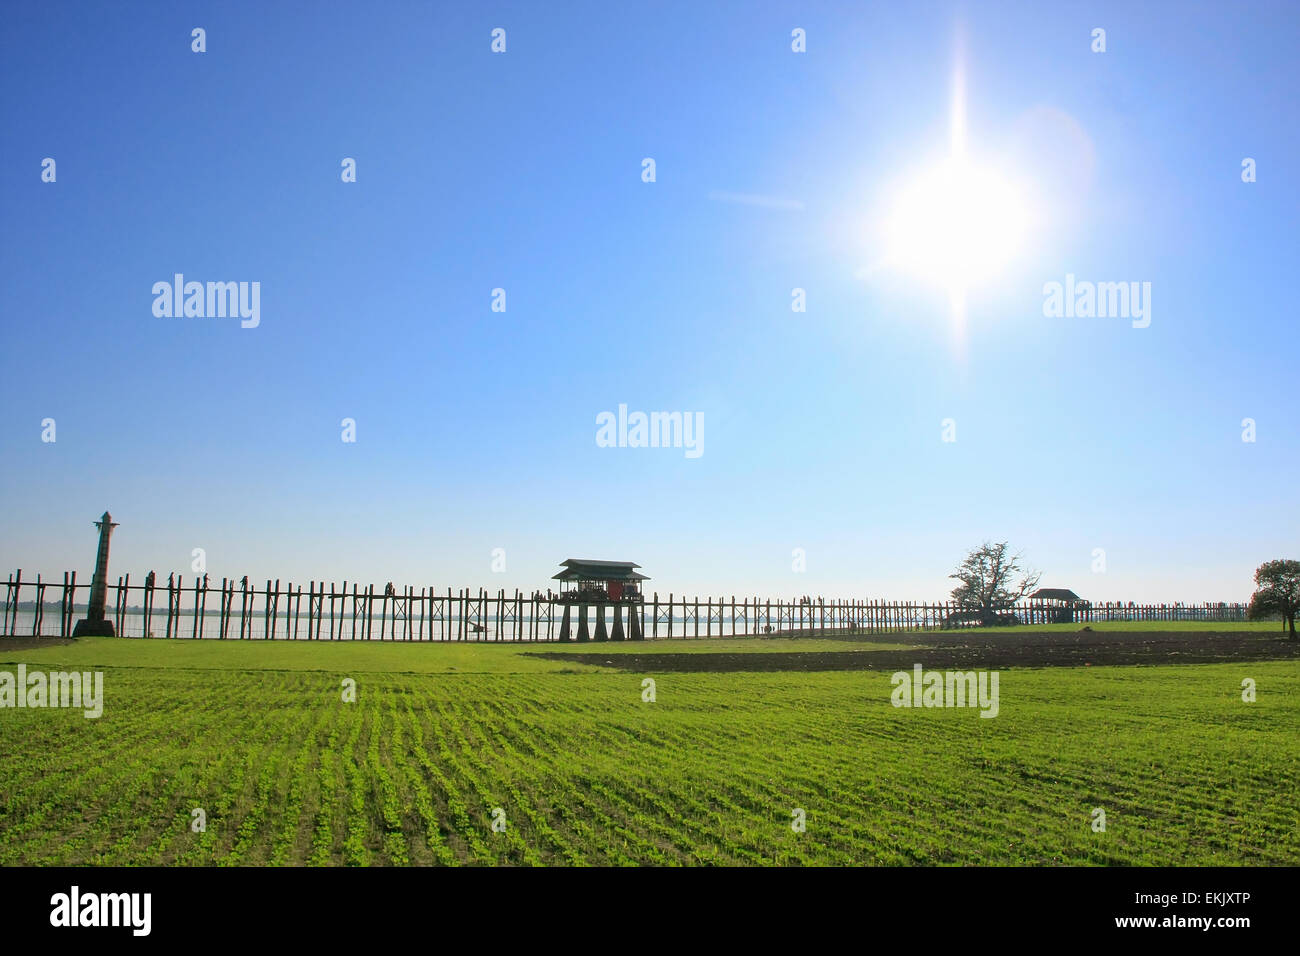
(949, 541), (1041, 626)
(1248, 559), (1300, 639)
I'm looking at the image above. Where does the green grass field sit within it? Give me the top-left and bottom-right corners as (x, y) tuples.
(1, 634), (1296, 865)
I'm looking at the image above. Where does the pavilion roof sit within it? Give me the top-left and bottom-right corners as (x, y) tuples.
(552, 559), (649, 582)
(1029, 588), (1083, 603)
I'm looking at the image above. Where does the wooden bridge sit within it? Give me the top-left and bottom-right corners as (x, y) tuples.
(1, 568), (1249, 641)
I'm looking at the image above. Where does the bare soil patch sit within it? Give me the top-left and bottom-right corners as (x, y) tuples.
(0, 636), (76, 651)
(534, 630), (1298, 673)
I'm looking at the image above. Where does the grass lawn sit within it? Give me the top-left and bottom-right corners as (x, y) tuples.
(0, 634), (1295, 865)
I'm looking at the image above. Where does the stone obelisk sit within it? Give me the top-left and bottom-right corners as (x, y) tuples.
(73, 511), (119, 637)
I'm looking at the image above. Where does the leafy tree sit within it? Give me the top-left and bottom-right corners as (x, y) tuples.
(949, 541), (1041, 626)
(1248, 559), (1300, 639)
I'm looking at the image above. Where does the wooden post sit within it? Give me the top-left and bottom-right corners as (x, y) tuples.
(352, 583), (360, 640)
(143, 572), (155, 638)
(261, 579), (270, 640)
(365, 584), (374, 640)
(443, 586), (451, 640)
(267, 579), (277, 640)
(32, 574), (44, 636)
(355, 584), (363, 640)
(355, 584), (364, 640)
(326, 583), (334, 640)
(218, 577), (228, 639)
(113, 574), (123, 636)
(279, 581), (290, 640)
(58, 571), (69, 638)
(2, 571), (13, 636)
(57, 571), (69, 636)
(234, 577), (246, 640)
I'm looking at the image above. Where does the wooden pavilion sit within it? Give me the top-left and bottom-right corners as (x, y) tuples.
(551, 559), (649, 642)
(1029, 587), (1086, 623)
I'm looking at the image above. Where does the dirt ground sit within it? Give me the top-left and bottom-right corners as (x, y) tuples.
(0, 636), (76, 651)
(535, 630), (1300, 672)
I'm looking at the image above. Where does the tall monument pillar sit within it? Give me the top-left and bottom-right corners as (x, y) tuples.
(73, 511), (119, 637)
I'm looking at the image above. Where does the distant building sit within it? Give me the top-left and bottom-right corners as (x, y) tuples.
(1029, 587), (1086, 623)
(552, 559), (648, 603)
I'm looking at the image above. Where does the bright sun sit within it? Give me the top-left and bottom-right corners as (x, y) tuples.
(882, 156), (1029, 291)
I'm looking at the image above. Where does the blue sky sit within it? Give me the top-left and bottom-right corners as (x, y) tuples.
(2, 1), (1297, 602)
